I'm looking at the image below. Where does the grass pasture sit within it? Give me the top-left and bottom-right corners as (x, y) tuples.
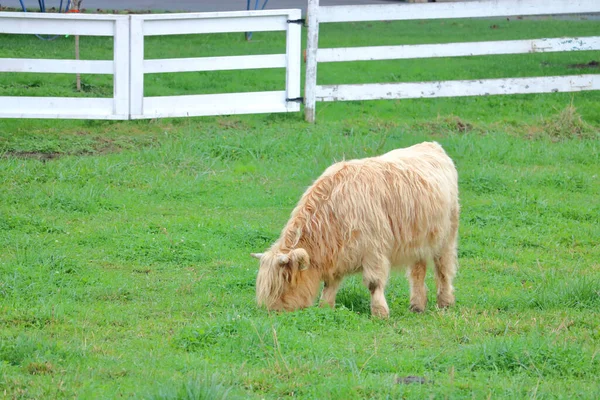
(1, 14), (600, 399)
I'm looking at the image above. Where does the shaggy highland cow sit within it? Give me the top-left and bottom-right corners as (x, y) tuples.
(251, 142), (459, 318)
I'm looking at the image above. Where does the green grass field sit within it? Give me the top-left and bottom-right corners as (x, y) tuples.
(1, 15), (599, 399)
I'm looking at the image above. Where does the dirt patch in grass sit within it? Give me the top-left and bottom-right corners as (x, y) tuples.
(568, 60), (600, 69)
(417, 115), (477, 135)
(3, 151), (62, 162)
(26, 362), (55, 375)
(395, 376), (428, 385)
(2, 130), (158, 161)
(2, 143), (119, 162)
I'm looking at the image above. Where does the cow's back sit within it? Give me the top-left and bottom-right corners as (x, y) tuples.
(317, 142), (458, 270)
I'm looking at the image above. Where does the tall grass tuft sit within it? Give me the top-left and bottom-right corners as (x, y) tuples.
(535, 104), (599, 141)
(528, 276), (600, 310)
(148, 373), (234, 400)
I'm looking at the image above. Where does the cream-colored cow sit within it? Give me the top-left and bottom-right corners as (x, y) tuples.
(252, 142), (460, 318)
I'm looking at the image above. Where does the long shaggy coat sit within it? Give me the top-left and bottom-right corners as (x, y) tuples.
(253, 141), (459, 317)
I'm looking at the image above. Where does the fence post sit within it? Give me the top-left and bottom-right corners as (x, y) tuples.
(304, 0), (319, 123)
(129, 16), (144, 118)
(113, 17), (130, 118)
(285, 9), (302, 112)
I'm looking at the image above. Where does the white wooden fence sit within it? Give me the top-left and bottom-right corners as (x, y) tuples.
(0, 9), (302, 120)
(2, 3), (599, 121)
(0, 12), (130, 119)
(129, 10), (302, 119)
(304, 0), (600, 122)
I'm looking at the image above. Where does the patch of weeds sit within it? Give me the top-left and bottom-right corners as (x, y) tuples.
(3, 313), (54, 329)
(528, 277), (600, 310)
(0, 335), (63, 367)
(528, 104), (599, 141)
(538, 173), (589, 192)
(41, 193), (98, 214)
(95, 287), (134, 303)
(559, 208), (598, 223)
(0, 214), (66, 235)
(463, 214), (504, 228)
(209, 144), (245, 161)
(147, 373), (235, 400)
(220, 225), (276, 250)
(26, 361), (54, 375)
(276, 305), (369, 333)
(7, 254), (83, 296)
(462, 174), (507, 195)
(174, 316), (243, 352)
(459, 336), (599, 378)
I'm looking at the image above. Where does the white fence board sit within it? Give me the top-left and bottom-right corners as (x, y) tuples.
(315, 75), (600, 102)
(0, 12), (121, 36)
(136, 91), (289, 119)
(318, 0), (600, 23)
(0, 59), (113, 74)
(137, 10), (303, 21)
(0, 97), (121, 119)
(141, 15), (288, 36)
(317, 37), (600, 63)
(144, 54), (286, 74)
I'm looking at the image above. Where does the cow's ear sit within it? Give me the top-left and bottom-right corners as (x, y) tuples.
(250, 253), (264, 260)
(291, 248), (310, 271)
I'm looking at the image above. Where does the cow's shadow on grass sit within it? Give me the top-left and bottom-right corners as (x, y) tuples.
(332, 278), (411, 316)
(334, 284), (372, 315)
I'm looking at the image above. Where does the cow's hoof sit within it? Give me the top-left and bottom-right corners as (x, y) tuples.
(409, 304), (425, 313)
(371, 304), (390, 318)
(437, 294), (455, 309)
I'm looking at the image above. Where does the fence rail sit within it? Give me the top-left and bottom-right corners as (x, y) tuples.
(317, 37), (600, 63)
(305, 0), (600, 122)
(316, 75), (600, 102)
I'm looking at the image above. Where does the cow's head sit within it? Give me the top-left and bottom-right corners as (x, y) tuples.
(251, 248), (319, 312)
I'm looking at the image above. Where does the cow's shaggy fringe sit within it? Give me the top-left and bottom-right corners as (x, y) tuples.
(254, 142), (459, 317)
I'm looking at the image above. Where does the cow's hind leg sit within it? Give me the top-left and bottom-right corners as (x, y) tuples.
(362, 257), (391, 318)
(407, 261), (427, 312)
(434, 241), (457, 308)
(320, 278), (342, 308)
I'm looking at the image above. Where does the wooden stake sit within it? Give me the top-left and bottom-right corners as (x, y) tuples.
(68, 0), (83, 91)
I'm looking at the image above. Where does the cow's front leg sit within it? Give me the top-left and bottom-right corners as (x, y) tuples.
(407, 261), (427, 312)
(320, 278), (341, 308)
(367, 281), (389, 318)
(363, 257), (391, 318)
